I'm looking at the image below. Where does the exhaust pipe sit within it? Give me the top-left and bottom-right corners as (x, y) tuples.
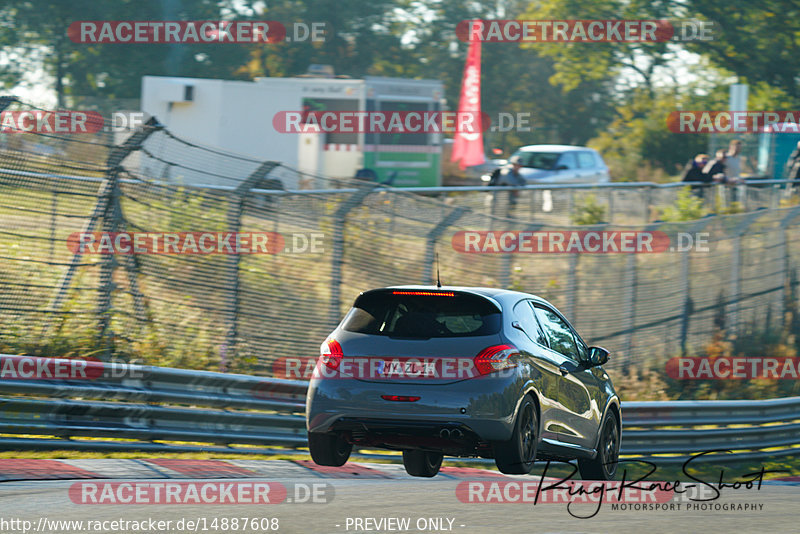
(439, 428), (463, 440)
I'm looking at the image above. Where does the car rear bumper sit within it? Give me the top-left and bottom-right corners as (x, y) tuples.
(328, 417), (488, 454)
(305, 374), (521, 442)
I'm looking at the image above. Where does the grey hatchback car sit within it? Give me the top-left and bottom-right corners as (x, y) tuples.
(305, 286), (621, 479)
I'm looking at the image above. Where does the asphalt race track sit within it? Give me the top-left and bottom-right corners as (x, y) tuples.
(0, 459), (798, 534)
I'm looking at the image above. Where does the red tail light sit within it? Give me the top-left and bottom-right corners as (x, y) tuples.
(474, 344), (519, 375)
(320, 339), (343, 370)
(381, 395), (421, 402)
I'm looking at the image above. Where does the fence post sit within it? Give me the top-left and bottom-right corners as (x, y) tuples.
(564, 253), (578, 322)
(710, 184), (719, 213)
(530, 188), (536, 216)
(500, 250), (512, 290)
(488, 191), (496, 231)
(423, 207), (465, 284)
(771, 184), (780, 209)
(607, 188), (614, 224)
(622, 252), (636, 368)
(49, 192), (58, 262)
(223, 195), (244, 367)
(728, 211), (768, 335)
(779, 207), (800, 328)
(224, 161), (281, 360)
(96, 118), (162, 358)
(50, 118), (161, 323)
(387, 191), (396, 248)
(622, 221), (667, 368)
(122, 254), (149, 324)
(500, 222), (543, 289)
(567, 189), (574, 223)
(96, 184), (123, 357)
(329, 186), (375, 327)
(679, 217), (715, 355)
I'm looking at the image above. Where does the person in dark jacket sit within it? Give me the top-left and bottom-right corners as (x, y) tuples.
(489, 155), (526, 213)
(489, 155), (525, 187)
(681, 153), (711, 183)
(681, 153), (711, 196)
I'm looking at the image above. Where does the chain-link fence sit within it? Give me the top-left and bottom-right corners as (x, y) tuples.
(2, 97), (800, 376)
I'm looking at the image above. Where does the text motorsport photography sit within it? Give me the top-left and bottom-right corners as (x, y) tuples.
(456, 453), (778, 519)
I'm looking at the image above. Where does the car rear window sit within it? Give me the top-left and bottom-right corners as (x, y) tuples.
(341, 291), (502, 338)
(513, 151), (560, 169)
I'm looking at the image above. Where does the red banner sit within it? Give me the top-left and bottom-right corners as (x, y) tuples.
(451, 22), (486, 170)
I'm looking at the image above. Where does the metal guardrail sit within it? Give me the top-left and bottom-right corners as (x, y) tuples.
(622, 397), (800, 463)
(0, 355), (308, 454)
(0, 354), (798, 464)
(3, 166), (798, 195)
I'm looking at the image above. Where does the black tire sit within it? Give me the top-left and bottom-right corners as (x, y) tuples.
(493, 395), (538, 475)
(402, 450), (443, 477)
(308, 432), (352, 467)
(579, 412), (620, 480)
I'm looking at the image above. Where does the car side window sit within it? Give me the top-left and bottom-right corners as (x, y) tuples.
(533, 305), (579, 360)
(577, 151), (595, 169)
(573, 333), (589, 362)
(556, 152), (577, 169)
(512, 300), (548, 346)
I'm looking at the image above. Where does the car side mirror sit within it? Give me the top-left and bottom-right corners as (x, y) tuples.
(555, 164), (568, 171)
(588, 346), (610, 366)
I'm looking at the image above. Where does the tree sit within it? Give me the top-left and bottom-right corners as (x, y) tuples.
(401, 0), (616, 151)
(234, 0), (409, 79)
(1, 0), (254, 105)
(683, 0), (800, 104)
(519, 0), (676, 95)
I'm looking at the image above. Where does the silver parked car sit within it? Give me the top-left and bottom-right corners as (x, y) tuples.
(483, 145), (611, 184)
(306, 286), (621, 478)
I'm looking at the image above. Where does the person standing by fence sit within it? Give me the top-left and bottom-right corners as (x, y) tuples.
(724, 140), (746, 184)
(681, 153), (711, 197)
(489, 155), (526, 215)
(785, 141), (800, 181)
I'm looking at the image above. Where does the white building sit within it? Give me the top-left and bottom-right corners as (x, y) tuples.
(140, 75), (444, 188)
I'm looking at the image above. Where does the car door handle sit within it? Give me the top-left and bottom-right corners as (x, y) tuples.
(559, 365), (569, 376)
